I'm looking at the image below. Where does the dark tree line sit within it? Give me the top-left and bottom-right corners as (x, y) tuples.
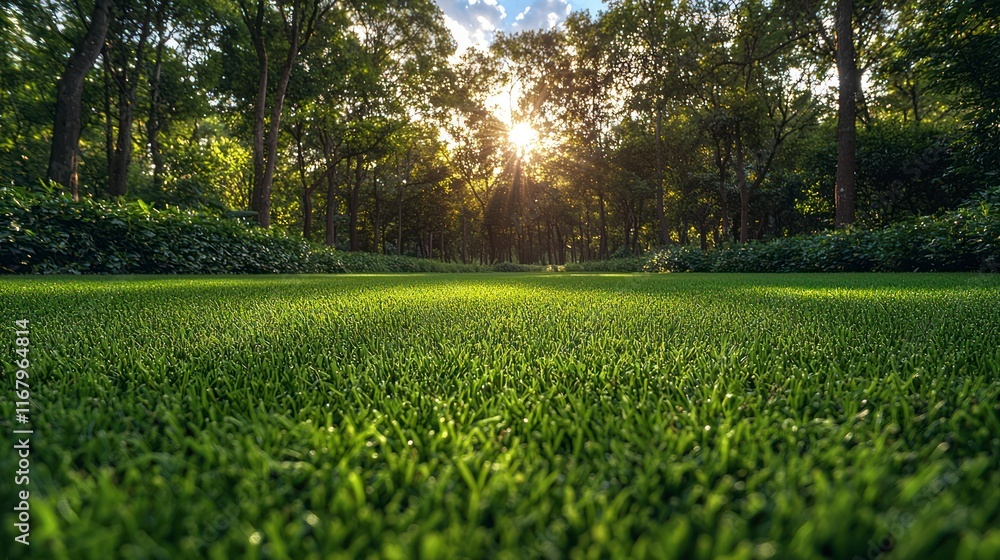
(1, 0), (997, 263)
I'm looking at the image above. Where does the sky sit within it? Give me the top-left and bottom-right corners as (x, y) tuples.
(435, 0), (606, 53)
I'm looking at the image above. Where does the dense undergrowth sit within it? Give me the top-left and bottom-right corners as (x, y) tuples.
(0, 187), (485, 274)
(4, 187), (998, 275)
(1, 273), (998, 559)
(567, 203), (1000, 273)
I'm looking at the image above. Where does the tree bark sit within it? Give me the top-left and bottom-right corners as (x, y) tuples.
(348, 157), (362, 251)
(654, 105), (669, 246)
(598, 190), (608, 259)
(324, 158), (338, 247)
(242, 0), (268, 220)
(108, 10), (153, 197)
(834, 0), (857, 228)
(258, 17), (303, 228)
(461, 215), (469, 264)
(716, 143), (730, 243)
(293, 125), (312, 240)
(735, 133), (750, 243)
(371, 172), (382, 253)
(147, 44), (166, 192)
(146, 4), (168, 193)
(318, 130), (338, 246)
(397, 187), (404, 255)
(48, 0), (115, 199)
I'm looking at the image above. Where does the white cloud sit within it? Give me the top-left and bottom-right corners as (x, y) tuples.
(437, 0), (509, 53)
(510, 0), (573, 31)
(438, 0), (578, 48)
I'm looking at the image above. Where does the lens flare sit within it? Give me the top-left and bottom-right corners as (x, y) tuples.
(508, 122), (538, 155)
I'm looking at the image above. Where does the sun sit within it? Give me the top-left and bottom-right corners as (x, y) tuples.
(508, 122), (538, 155)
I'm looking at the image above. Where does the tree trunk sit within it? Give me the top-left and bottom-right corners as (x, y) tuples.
(47, 0), (115, 199)
(293, 126), (312, 240)
(834, 0), (857, 228)
(108, 13), (153, 197)
(147, 6), (167, 192)
(258, 25), (302, 228)
(736, 134), (751, 243)
(102, 50), (114, 182)
(654, 105), (669, 246)
(714, 139), (731, 243)
(397, 188), (404, 255)
(462, 215), (469, 264)
(147, 59), (165, 191)
(598, 190), (608, 259)
(108, 94), (135, 197)
(348, 157), (362, 251)
(325, 160), (338, 247)
(245, 0), (267, 218)
(372, 173), (382, 253)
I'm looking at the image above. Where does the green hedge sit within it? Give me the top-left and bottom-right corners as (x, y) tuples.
(563, 256), (646, 272)
(643, 204), (999, 273)
(563, 204), (999, 274)
(0, 188), (480, 274)
(5, 187), (997, 275)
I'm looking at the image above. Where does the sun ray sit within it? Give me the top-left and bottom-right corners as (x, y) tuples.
(508, 122), (538, 157)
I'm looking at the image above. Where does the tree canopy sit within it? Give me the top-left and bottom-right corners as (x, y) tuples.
(1, 0), (995, 263)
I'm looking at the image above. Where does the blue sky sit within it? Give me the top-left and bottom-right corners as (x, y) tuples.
(434, 0), (606, 52)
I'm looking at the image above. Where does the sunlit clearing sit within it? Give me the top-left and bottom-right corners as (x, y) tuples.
(508, 122), (538, 155)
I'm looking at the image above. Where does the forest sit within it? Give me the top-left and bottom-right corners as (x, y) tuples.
(4, 3), (1000, 557)
(1, 0), (998, 265)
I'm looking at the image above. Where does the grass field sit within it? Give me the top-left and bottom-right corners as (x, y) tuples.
(2, 273), (999, 559)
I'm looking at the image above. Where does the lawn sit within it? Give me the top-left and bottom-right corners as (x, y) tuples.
(1, 273), (999, 559)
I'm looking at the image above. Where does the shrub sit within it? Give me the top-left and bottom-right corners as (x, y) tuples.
(643, 204), (999, 273)
(0, 188), (483, 274)
(564, 256), (645, 272)
(491, 262), (538, 272)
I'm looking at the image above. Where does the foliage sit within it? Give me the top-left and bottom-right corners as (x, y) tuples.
(563, 255), (647, 272)
(643, 205), (1000, 273)
(915, 0), (1000, 173)
(3, 0), (997, 262)
(2, 274), (999, 558)
(334, 251), (486, 274)
(490, 262), (546, 272)
(0, 187), (481, 274)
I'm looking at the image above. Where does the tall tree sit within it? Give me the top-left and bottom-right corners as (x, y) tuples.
(47, 0), (115, 199)
(106, 0), (156, 197)
(834, 0), (857, 227)
(792, 0), (900, 227)
(238, 0), (334, 227)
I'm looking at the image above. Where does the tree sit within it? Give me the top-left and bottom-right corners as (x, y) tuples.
(105, 0), (157, 197)
(834, 0), (857, 227)
(237, 0), (335, 227)
(606, 0), (692, 246)
(791, 0), (901, 227)
(47, 0), (114, 199)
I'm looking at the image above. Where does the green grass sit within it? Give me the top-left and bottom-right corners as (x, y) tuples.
(1, 273), (999, 559)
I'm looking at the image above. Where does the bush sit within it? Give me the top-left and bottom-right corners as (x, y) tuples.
(491, 262), (544, 272)
(0, 188), (483, 274)
(564, 256), (646, 272)
(335, 251), (487, 273)
(642, 204), (999, 273)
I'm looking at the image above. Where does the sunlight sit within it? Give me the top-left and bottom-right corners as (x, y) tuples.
(508, 122), (538, 156)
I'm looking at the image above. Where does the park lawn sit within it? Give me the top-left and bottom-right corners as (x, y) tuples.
(1, 273), (999, 559)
